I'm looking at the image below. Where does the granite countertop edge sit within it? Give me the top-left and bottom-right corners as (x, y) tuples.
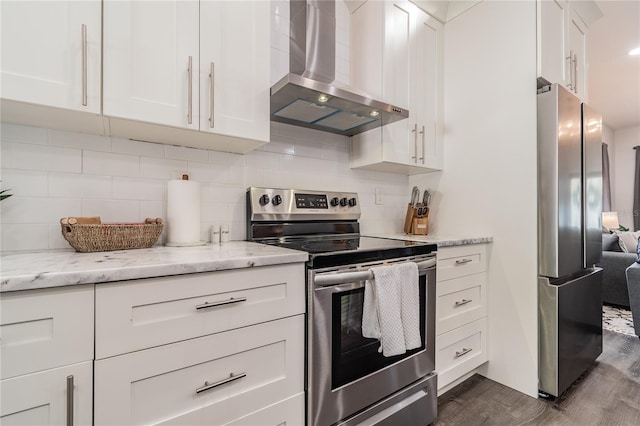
(0, 241), (309, 293)
(365, 234), (493, 247)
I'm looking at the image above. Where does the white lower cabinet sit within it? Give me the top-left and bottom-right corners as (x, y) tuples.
(0, 285), (95, 426)
(94, 316), (304, 426)
(0, 362), (93, 426)
(435, 244), (489, 393)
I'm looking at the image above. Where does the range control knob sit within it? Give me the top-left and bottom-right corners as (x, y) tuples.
(330, 197), (340, 207)
(348, 197), (357, 207)
(259, 194), (270, 206)
(272, 194), (283, 206)
(339, 197), (348, 207)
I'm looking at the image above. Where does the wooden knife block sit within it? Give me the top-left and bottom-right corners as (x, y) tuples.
(411, 216), (429, 235)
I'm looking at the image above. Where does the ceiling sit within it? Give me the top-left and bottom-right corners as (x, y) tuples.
(587, 0), (640, 130)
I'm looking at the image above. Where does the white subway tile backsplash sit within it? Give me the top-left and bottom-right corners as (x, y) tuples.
(49, 173), (112, 199)
(113, 177), (165, 201)
(0, 170), (48, 197)
(1, 140), (12, 169)
(47, 198), (83, 223)
(112, 138), (165, 158)
(12, 143), (81, 173)
(139, 200), (165, 222)
(187, 162), (228, 184)
(1, 197), (51, 223)
(140, 157), (188, 180)
(1, 224), (49, 251)
(83, 151), (140, 178)
(81, 199), (139, 223)
(49, 129), (112, 152)
(49, 224), (72, 250)
(0, 123), (48, 145)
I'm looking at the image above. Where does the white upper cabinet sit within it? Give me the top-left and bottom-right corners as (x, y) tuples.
(199, 1), (270, 142)
(102, 0), (270, 152)
(537, 0), (589, 101)
(0, 0), (101, 113)
(103, 1), (200, 130)
(350, 0), (444, 175)
(567, 7), (587, 100)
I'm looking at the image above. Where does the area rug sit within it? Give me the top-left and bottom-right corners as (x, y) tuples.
(602, 305), (636, 337)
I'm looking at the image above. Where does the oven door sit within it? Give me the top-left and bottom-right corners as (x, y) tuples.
(308, 256), (436, 426)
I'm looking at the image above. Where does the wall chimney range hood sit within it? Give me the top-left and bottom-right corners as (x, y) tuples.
(270, 0), (408, 137)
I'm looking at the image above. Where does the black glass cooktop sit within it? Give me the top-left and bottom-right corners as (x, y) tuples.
(272, 236), (437, 269)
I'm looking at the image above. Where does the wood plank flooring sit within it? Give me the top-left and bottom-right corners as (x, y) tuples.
(435, 330), (640, 425)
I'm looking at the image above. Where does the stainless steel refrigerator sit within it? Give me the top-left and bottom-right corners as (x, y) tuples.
(538, 83), (603, 398)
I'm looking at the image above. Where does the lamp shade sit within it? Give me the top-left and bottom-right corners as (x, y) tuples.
(602, 211), (620, 230)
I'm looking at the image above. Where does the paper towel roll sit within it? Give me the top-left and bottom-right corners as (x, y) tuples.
(166, 179), (202, 246)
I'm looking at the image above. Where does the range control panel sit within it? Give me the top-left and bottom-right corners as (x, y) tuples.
(247, 187), (361, 221)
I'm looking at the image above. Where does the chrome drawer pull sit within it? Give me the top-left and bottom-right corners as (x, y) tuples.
(66, 375), (74, 426)
(455, 258), (473, 265)
(196, 297), (247, 310)
(196, 372), (247, 394)
(455, 348), (473, 358)
(455, 299), (472, 307)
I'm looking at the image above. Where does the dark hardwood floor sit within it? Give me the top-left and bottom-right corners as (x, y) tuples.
(435, 330), (640, 426)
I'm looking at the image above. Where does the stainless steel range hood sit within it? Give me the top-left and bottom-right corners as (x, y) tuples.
(270, 0), (408, 137)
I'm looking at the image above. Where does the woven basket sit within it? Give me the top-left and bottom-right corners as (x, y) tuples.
(61, 221), (163, 253)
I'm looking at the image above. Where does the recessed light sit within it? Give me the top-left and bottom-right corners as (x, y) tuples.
(629, 47), (640, 56)
(317, 94), (329, 103)
(370, 110), (380, 117)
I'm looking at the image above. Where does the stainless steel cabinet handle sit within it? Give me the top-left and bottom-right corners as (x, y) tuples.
(187, 56), (193, 124)
(196, 372), (246, 394)
(196, 296), (247, 310)
(455, 258), (473, 265)
(419, 125), (425, 163)
(455, 348), (472, 358)
(412, 123), (418, 162)
(209, 62), (215, 128)
(455, 299), (472, 307)
(81, 25), (87, 107)
(66, 375), (74, 426)
(566, 50), (574, 90)
(572, 53), (578, 94)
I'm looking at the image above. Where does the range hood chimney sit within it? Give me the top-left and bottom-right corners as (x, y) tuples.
(270, 0), (409, 137)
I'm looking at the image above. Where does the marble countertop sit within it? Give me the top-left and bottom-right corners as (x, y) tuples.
(365, 233), (493, 247)
(0, 242), (308, 293)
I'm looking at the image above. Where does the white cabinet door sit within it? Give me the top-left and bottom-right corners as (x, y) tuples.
(537, 0), (569, 88)
(199, 1), (270, 142)
(350, 0), (443, 175)
(103, 0), (200, 129)
(0, 0), (101, 113)
(0, 361), (93, 426)
(568, 7), (588, 101)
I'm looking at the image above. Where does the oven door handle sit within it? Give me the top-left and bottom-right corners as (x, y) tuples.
(313, 258), (436, 287)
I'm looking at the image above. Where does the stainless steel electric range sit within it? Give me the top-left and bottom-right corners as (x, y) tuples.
(247, 187), (438, 426)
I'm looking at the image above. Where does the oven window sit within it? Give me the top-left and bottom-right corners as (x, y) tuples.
(331, 278), (426, 389)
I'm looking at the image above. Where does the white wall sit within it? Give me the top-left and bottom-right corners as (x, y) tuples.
(410, 0), (539, 397)
(602, 124), (615, 208)
(612, 125), (640, 230)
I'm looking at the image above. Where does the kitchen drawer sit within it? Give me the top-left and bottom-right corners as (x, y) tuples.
(437, 273), (486, 335)
(94, 315), (304, 426)
(223, 393), (304, 426)
(0, 285), (94, 379)
(437, 244), (487, 281)
(95, 263), (304, 359)
(436, 317), (487, 389)
(1, 361), (93, 426)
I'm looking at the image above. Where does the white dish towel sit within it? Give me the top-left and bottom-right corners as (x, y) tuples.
(362, 262), (421, 356)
